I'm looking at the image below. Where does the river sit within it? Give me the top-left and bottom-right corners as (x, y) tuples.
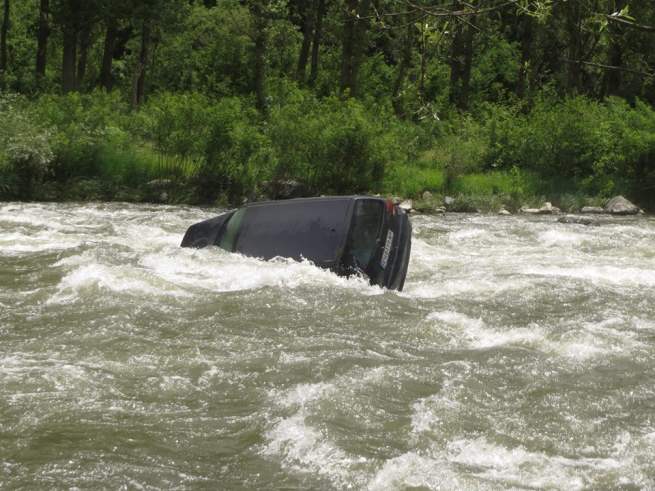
(1, 202), (654, 489)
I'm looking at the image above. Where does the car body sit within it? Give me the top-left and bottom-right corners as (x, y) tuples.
(181, 196), (411, 291)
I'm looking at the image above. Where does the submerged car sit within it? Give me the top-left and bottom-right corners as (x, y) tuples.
(181, 196), (411, 291)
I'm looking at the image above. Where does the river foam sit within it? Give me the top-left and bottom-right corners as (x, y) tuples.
(2, 203), (654, 489)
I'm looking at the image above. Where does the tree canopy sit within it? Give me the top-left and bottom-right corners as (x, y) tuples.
(0, 0), (654, 208)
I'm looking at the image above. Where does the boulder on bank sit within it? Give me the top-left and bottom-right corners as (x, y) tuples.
(538, 202), (561, 214)
(442, 195), (478, 212)
(604, 195), (640, 215)
(520, 202), (561, 215)
(498, 208), (511, 216)
(144, 179), (173, 203)
(264, 180), (308, 200)
(399, 199), (413, 212)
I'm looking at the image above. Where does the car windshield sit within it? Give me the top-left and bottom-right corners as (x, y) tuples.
(219, 207), (246, 251)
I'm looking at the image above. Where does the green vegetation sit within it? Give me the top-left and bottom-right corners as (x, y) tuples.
(0, 1), (654, 210)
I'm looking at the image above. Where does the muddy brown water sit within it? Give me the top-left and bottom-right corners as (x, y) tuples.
(1, 202), (654, 489)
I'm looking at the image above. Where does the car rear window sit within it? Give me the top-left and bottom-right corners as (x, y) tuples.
(346, 200), (384, 269)
(233, 199), (352, 264)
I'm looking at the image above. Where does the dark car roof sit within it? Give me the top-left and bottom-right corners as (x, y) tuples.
(241, 195), (384, 209)
(233, 197), (364, 264)
(180, 195), (411, 290)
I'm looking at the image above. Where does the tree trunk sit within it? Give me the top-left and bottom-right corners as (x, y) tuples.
(0, 0), (9, 74)
(449, 9), (475, 111)
(340, 0), (357, 96)
(76, 24), (91, 89)
(253, 11), (267, 113)
(603, 0), (625, 97)
(296, 0), (315, 83)
(516, 15), (533, 99)
(419, 21), (426, 101)
(564, 2), (583, 94)
(340, 0), (371, 98)
(308, 0), (326, 86)
(99, 22), (117, 90)
(132, 19), (150, 108)
(62, 25), (77, 92)
(36, 0), (48, 78)
(392, 21), (413, 117)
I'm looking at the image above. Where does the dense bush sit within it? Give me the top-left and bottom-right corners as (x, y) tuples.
(267, 93), (409, 194)
(0, 89), (653, 210)
(483, 95), (655, 203)
(0, 95), (54, 198)
(197, 97), (275, 204)
(31, 91), (128, 180)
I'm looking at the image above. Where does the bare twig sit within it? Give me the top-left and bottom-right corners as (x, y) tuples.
(606, 14), (655, 33)
(563, 58), (654, 78)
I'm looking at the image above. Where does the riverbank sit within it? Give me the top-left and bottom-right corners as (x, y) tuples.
(1, 92), (653, 212)
(7, 177), (650, 221)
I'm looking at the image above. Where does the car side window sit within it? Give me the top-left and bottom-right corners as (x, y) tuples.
(219, 208), (246, 252)
(348, 200), (384, 269)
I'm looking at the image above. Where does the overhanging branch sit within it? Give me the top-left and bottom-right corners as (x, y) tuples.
(606, 15), (655, 33)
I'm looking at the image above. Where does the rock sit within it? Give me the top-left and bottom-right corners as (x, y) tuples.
(146, 179), (172, 189)
(537, 202), (560, 214)
(521, 203), (561, 215)
(581, 206), (605, 214)
(422, 190), (433, 201)
(558, 215), (599, 226)
(269, 180), (308, 200)
(399, 199), (413, 212)
(415, 204), (446, 214)
(605, 195), (640, 215)
(159, 191), (169, 202)
(498, 208), (511, 216)
(444, 196), (456, 206)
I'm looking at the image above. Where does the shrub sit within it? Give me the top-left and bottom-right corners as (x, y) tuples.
(194, 97), (275, 204)
(133, 91), (215, 160)
(0, 94), (54, 198)
(267, 94), (393, 195)
(32, 91), (128, 181)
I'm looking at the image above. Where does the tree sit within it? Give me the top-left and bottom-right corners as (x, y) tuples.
(52, 0), (98, 92)
(36, 0), (49, 79)
(309, 0), (327, 86)
(448, 1), (477, 110)
(249, 0), (268, 113)
(295, 0), (315, 83)
(391, 17), (415, 117)
(340, 0), (371, 97)
(132, 17), (151, 107)
(131, 0), (175, 106)
(1, 0), (9, 77)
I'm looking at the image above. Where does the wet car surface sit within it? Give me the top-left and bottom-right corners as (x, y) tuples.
(181, 196), (411, 290)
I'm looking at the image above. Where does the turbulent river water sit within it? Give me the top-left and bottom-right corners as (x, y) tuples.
(2, 202), (655, 490)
